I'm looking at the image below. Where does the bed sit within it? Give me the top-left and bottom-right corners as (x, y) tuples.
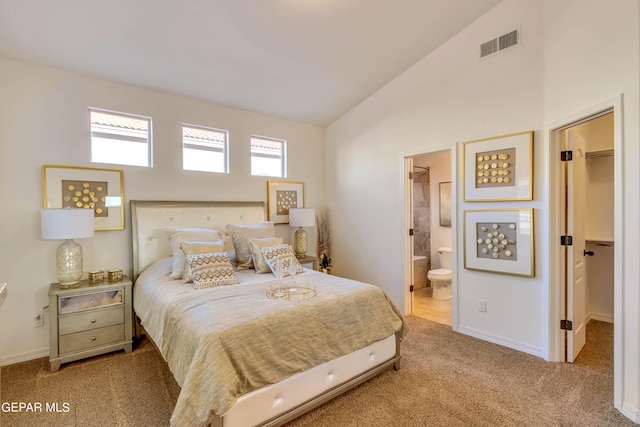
(130, 200), (408, 427)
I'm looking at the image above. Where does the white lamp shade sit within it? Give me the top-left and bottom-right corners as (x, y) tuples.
(289, 208), (316, 227)
(41, 208), (95, 240)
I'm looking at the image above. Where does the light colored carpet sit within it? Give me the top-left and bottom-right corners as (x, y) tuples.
(1, 317), (634, 426)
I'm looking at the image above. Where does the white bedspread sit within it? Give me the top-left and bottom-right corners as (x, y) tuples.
(134, 259), (407, 426)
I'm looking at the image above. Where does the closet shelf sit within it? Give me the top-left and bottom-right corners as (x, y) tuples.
(585, 239), (614, 247)
(586, 148), (614, 158)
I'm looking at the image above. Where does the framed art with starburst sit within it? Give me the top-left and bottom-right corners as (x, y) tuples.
(464, 208), (534, 277)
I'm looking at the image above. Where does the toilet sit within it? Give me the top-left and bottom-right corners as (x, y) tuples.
(427, 247), (452, 301)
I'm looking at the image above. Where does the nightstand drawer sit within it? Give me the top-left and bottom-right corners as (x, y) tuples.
(59, 289), (123, 314)
(58, 306), (125, 335)
(59, 324), (124, 355)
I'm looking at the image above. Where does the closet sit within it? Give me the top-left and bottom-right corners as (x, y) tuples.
(580, 113), (614, 323)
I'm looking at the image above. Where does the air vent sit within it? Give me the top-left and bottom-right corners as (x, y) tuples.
(480, 28), (521, 58)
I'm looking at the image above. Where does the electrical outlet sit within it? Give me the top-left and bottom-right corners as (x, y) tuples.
(33, 313), (44, 328)
(478, 299), (487, 312)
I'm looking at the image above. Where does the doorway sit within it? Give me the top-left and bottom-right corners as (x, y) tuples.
(407, 149), (453, 326)
(560, 112), (614, 362)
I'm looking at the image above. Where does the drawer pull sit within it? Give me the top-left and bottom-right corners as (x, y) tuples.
(90, 298), (96, 304)
(90, 319), (96, 323)
(91, 336), (96, 341)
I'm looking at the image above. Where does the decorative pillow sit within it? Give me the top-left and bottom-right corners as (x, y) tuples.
(248, 237), (283, 274)
(227, 222), (275, 270)
(260, 244), (305, 278)
(185, 252), (239, 289)
(165, 227), (225, 279)
(180, 241), (225, 283)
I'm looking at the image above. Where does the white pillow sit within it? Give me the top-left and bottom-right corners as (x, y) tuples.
(260, 244), (305, 278)
(180, 241), (225, 283)
(248, 237), (283, 274)
(165, 227), (225, 279)
(185, 252), (240, 289)
(227, 222), (275, 270)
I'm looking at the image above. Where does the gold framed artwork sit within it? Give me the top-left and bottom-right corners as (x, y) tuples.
(42, 165), (124, 231)
(439, 181), (452, 227)
(267, 180), (304, 224)
(464, 208), (534, 277)
(463, 131), (533, 202)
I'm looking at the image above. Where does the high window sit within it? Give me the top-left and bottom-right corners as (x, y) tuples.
(182, 124), (229, 173)
(251, 135), (286, 177)
(89, 109), (152, 167)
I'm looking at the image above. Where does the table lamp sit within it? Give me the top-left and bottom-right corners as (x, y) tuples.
(289, 208), (315, 259)
(41, 208), (95, 287)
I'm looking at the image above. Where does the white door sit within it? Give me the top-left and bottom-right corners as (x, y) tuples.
(405, 157), (415, 314)
(566, 128), (587, 362)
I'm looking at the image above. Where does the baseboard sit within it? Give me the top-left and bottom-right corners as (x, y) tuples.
(457, 326), (544, 359)
(621, 401), (640, 423)
(0, 347), (49, 367)
(586, 312), (614, 324)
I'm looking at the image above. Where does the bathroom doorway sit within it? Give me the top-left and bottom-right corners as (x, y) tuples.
(409, 149), (452, 326)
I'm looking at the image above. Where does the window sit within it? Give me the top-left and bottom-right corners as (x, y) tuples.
(182, 124), (229, 173)
(89, 109), (151, 167)
(251, 135), (286, 177)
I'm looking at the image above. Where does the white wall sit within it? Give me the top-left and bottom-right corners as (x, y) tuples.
(424, 150), (452, 269)
(326, 0), (640, 421)
(0, 57), (325, 365)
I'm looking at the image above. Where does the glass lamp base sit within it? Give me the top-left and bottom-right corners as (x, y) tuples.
(293, 227), (308, 258)
(56, 239), (83, 287)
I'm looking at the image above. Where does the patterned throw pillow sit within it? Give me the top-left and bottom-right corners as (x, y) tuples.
(248, 237), (284, 274)
(185, 252), (239, 289)
(227, 222), (275, 270)
(180, 241), (225, 283)
(165, 227), (225, 279)
(260, 244), (305, 278)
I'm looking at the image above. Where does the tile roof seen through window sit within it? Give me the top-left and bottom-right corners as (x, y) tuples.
(91, 111), (149, 131)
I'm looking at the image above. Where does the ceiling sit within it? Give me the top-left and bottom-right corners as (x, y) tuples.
(0, 0), (501, 127)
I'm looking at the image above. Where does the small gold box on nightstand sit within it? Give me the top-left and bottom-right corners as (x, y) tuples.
(88, 271), (104, 283)
(108, 269), (123, 282)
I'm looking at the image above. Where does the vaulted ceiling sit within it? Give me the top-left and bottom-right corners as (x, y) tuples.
(0, 0), (501, 126)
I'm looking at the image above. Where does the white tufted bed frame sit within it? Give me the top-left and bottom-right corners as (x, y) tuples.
(130, 200), (401, 427)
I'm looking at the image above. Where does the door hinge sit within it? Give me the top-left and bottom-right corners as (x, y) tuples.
(409, 171), (414, 180)
(409, 228), (414, 236)
(560, 235), (573, 246)
(560, 150), (573, 161)
(410, 285), (415, 292)
(560, 319), (573, 331)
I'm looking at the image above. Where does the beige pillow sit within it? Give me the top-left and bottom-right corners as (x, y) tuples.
(260, 244), (305, 278)
(185, 252), (239, 289)
(180, 241), (225, 283)
(165, 227), (225, 279)
(227, 222), (275, 270)
(248, 238), (283, 274)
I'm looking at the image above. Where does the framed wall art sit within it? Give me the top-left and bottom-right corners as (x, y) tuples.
(439, 181), (452, 227)
(463, 131), (533, 202)
(464, 208), (534, 277)
(267, 180), (304, 224)
(42, 165), (124, 231)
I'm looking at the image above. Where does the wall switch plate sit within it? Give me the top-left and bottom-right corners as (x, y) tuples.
(33, 313), (44, 328)
(478, 299), (487, 312)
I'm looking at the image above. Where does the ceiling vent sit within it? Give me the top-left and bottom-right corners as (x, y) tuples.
(480, 28), (520, 59)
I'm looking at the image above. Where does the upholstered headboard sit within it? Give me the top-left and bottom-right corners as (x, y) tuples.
(130, 200), (266, 280)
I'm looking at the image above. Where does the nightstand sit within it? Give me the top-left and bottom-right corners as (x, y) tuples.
(297, 255), (318, 271)
(48, 276), (133, 372)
